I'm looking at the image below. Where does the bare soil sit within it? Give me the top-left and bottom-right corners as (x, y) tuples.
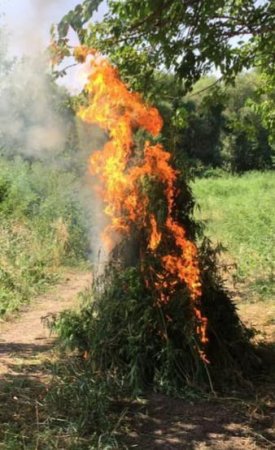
(0, 270), (274, 449)
(0, 270), (92, 376)
(0, 270), (92, 448)
(122, 391), (274, 449)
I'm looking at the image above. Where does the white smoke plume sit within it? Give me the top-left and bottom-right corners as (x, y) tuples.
(0, 55), (67, 159)
(2, 0), (77, 56)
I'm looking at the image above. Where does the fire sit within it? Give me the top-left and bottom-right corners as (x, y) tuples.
(75, 46), (208, 354)
(148, 215), (162, 251)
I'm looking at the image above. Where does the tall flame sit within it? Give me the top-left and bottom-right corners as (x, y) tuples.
(75, 47), (208, 354)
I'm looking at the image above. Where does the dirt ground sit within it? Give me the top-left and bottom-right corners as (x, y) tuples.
(0, 270), (92, 376)
(0, 270), (274, 449)
(122, 391), (274, 449)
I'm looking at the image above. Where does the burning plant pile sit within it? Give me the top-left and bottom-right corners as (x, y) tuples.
(57, 46), (259, 393)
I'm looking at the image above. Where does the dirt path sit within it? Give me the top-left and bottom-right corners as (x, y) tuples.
(0, 270), (92, 448)
(0, 270), (91, 375)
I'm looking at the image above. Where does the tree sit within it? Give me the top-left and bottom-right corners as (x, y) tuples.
(55, 0), (275, 90)
(160, 72), (274, 173)
(53, 1), (274, 171)
(221, 72), (274, 172)
(178, 81), (226, 168)
(252, 71), (275, 147)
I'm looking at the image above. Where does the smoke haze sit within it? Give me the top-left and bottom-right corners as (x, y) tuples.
(0, 0), (80, 56)
(0, 1), (108, 261)
(0, 55), (67, 159)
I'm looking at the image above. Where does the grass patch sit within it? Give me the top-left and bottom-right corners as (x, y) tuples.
(192, 171), (275, 300)
(0, 354), (121, 450)
(0, 157), (89, 317)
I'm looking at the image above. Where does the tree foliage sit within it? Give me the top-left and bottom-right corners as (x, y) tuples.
(180, 72), (274, 173)
(222, 73), (273, 172)
(53, 0), (275, 173)
(56, 0), (274, 90)
(139, 71), (274, 173)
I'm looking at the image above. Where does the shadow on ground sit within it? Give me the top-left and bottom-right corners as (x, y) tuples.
(122, 391), (275, 450)
(0, 343), (274, 449)
(0, 342), (52, 356)
(122, 345), (275, 450)
(0, 365), (47, 444)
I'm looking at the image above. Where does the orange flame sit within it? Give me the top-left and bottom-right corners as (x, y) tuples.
(148, 215), (162, 251)
(76, 47), (208, 354)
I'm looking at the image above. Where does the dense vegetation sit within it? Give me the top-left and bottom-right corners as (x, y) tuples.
(0, 157), (88, 317)
(57, 0), (274, 86)
(158, 71), (274, 174)
(0, 39), (92, 317)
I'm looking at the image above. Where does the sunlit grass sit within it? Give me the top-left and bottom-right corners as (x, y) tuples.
(192, 171), (275, 300)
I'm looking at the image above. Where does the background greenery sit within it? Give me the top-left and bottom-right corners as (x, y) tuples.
(0, 157), (89, 317)
(193, 171), (275, 301)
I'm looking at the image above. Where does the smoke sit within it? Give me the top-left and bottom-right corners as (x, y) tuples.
(79, 178), (109, 268)
(74, 122), (110, 266)
(0, 0), (84, 159)
(2, 0), (74, 56)
(29, 0), (58, 12)
(0, 21), (108, 262)
(0, 55), (67, 159)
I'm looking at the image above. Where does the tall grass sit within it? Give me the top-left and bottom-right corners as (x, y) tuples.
(0, 157), (89, 317)
(192, 171), (275, 300)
